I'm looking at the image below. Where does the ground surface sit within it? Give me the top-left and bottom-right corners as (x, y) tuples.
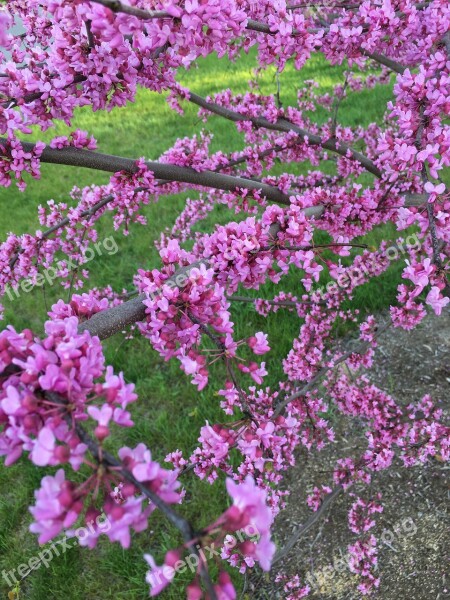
(250, 309), (450, 600)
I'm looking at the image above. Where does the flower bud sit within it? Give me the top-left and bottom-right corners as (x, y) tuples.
(54, 445), (70, 463)
(95, 425), (110, 441)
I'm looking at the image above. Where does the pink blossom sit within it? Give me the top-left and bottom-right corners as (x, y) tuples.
(402, 258), (434, 292)
(29, 469), (81, 544)
(214, 571), (236, 599)
(144, 550), (180, 596)
(31, 427), (56, 467)
(424, 181), (446, 202)
(88, 404), (113, 440)
(426, 286), (450, 316)
(248, 332), (270, 355)
(221, 476), (275, 571)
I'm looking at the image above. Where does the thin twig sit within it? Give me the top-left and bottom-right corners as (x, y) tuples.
(188, 92), (381, 178)
(273, 322), (390, 418)
(45, 390), (218, 599)
(272, 486), (343, 565)
(85, 20), (95, 49)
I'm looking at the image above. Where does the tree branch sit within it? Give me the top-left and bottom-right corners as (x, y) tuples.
(1, 139), (293, 205)
(87, 0), (170, 20)
(187, 92), (382, 178)
(271, 485), (343, 565)
(78, 261), (209, 339)
(360, 50), (406, 74)
(45, 390), (217, 599)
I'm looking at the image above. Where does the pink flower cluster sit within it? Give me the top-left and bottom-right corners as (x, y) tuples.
(0, 308), (182, 550)
(144, 475), (275, 597)
(348, 535), (380, 595)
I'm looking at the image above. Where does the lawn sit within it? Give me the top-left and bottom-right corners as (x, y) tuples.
(0, 48), (425, 599)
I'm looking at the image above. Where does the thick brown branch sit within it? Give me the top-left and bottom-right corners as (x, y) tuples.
(85, 0), (170, 20)
(6, 141), (330, 276)
(1, 140), (291, 205)
(78, 261), (209, 339)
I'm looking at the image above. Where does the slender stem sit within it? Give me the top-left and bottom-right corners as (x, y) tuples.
(187, 92), (382, 178)
(228, 294), (319, 307)
(259, 243), (368, 251)
(46, 390), (218, 599)
(360, 50), (406, 74)
(271, 485), (343, 565)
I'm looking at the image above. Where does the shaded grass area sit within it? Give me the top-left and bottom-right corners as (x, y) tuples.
(0, 49), (430, 599)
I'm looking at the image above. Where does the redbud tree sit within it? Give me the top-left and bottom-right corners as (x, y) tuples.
(0, 0), (449, 598)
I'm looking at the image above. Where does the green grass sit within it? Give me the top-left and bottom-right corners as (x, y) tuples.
(0, 49), (438, 599)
